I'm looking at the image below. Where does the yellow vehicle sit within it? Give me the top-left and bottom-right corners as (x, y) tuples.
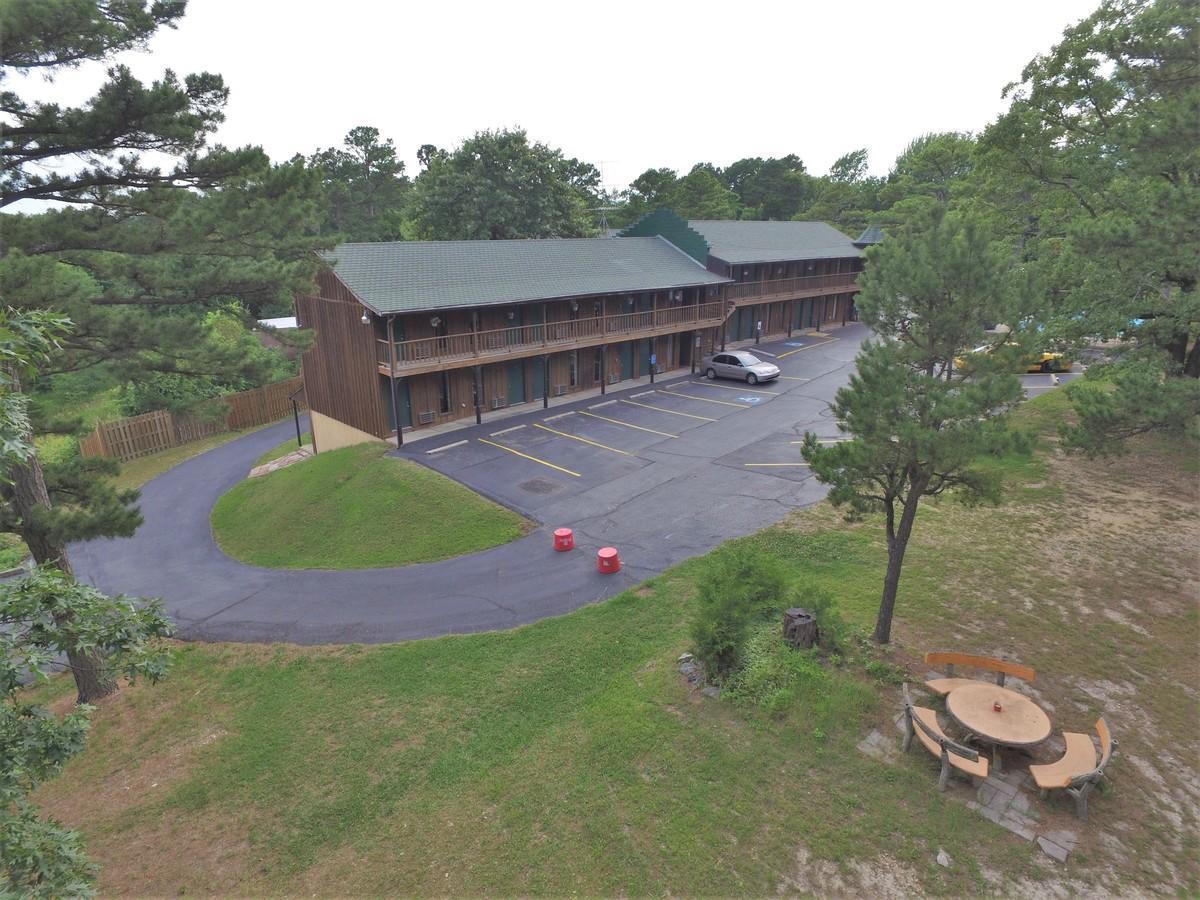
(954, 343), (1072, 374)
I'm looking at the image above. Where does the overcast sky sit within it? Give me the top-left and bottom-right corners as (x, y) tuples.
(17, 0), (1099, 194)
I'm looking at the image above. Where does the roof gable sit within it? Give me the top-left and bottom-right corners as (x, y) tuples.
(686, 220), (863, 265)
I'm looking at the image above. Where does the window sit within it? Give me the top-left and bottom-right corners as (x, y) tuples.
(438, 372), (450, 414)
(569, 351), (578, 387)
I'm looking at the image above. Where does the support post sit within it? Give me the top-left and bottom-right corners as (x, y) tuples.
(649, 338), (656, 384)
(387, 317), (403, 447)
(787, 300), (793, 337)
(600, 345), (607, 395)
(472, 365), (482, 425)
(543, 354), (550, 409)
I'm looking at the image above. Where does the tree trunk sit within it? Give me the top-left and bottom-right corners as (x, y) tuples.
(9, 452), (117, 704)
(873, 482), (927, 644)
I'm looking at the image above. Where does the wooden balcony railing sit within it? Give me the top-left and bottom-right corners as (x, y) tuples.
(725, 272), (861, 303)
(377, 301), (726, 373)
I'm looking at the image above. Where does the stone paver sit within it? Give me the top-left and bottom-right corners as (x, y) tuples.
(873, 706), (1081, 864)
(248, 445), (313, 478)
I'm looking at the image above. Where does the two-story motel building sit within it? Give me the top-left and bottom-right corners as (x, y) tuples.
(296, 210), (874, 451)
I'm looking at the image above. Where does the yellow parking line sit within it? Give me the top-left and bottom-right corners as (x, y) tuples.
(655, 388), (751, 409)
(619, 398), (718, 422)
(533, 423), (630, 456)
(777, 336), (839, 359)
(688, 380), (779, 396)
(578, 410), (677, 438)
(477, 437), (581, 477)
(744, 462), (810, 467)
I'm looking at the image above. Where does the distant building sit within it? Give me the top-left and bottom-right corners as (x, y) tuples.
(296, 210), (865, 450)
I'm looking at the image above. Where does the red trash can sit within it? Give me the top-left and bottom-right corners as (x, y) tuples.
(597, 547), (621, 574)
(553, 528), (574, 552)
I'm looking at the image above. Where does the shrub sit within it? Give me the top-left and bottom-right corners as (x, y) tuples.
(690, 545), (788, 682)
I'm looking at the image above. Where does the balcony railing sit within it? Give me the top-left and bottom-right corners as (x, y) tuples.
(377, 301), (725, 373)
(725, 272), (860, 303)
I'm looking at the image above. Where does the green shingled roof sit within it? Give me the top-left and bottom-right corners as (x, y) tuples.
(687, 220), (863, 265)
(320, 237), (729, 314)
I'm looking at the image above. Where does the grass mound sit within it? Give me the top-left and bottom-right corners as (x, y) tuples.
(210, 441), (529, 569)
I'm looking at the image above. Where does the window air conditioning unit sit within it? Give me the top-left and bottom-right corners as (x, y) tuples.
(553, 385), (568, 397)
(418, 411), (436, 425)
(607, 373), (620, 384)
(491, 397), (507, 410)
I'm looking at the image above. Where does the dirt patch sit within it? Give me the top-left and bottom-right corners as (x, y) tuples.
(776, 846), (923, 897)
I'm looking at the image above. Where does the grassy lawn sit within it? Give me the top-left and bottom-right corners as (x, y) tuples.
(253, 431), (311, 466)
(0, 532), (29, 570)
(28, 393), (1200, 895)
(210, 441), (530, 569)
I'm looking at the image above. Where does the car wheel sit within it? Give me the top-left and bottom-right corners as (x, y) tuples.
(706, 368), (716, 380)
(747, 373), (758, 385)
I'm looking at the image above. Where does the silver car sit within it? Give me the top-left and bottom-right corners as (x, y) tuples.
(700, 350), (781, 385)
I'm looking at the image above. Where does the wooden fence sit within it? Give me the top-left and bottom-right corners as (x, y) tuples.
(79, 377), (305, 463)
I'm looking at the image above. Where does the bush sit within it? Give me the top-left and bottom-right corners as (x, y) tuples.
(119, 373), (228, 417)
(690, 546), (787, 682)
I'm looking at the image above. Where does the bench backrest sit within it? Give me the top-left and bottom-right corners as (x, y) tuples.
(924, 651), (1036, 684)
(1070, 717), (1118, 789)
(902, 684), (980, 762)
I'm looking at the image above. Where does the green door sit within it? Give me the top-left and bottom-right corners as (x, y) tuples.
(737, 308), (754, 340)
(620, 342), (634, 380)
(507, 360), (526, 405)
(532, 357), (546, 399)
(382, 377), (412, 430)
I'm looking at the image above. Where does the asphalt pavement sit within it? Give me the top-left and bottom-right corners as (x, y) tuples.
(71, 325), (872, 644)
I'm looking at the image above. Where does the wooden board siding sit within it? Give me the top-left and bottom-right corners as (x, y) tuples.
(296, 287), (389, 439)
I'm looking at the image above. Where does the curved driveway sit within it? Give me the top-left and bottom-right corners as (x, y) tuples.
(72, 327), (868, 644)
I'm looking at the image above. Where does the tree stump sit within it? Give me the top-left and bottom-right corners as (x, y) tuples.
(783, 608), (819, 649)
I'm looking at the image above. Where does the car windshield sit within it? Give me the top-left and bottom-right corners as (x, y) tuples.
(736, 353), (762, 365)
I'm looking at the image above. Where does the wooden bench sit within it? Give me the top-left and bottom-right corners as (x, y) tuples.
(901, 684), (988, 790)
(1030, 718), (1117, 820)
(924, 651), (1036, 695)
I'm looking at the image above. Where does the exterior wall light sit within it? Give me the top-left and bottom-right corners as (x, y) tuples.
(360, 311), (370, 325)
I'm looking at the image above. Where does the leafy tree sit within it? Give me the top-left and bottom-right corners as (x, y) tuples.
(982, 0), (1199, 451)
(614, 167), (678, 225)
(1, 565), (172, 897)
(407, 128), (597, 240)
(802, 210), (1026, 643)
(667, 166), (740, 220)
(795, 149), (883, 233)
(722, 155), (812, 220)
(309, 125), (409, 240)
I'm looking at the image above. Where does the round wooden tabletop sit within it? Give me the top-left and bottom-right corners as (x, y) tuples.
(945, 682), (1052, 747)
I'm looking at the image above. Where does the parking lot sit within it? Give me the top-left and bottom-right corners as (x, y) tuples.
(404, 330), (855, 518)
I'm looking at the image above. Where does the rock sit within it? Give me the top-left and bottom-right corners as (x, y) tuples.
(701, 685), (720, 699)
(936, 849), (952, 868)
(677, 652), (693, 663)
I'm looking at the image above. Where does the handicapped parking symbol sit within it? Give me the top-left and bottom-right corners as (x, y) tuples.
(784, 341), (804, 347)
(738, 396), (764, 404)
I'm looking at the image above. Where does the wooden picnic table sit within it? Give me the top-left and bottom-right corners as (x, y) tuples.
(945, 682), (1052, 772)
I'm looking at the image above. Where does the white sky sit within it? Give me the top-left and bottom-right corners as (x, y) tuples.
(12, 0), (1099, 195)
